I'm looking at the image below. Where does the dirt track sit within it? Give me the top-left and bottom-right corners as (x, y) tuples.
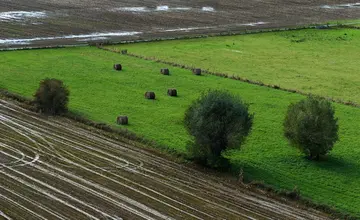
(0, 99), (331, 219)
(0, 0), (360, 47)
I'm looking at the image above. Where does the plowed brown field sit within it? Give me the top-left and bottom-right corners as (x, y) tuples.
(0, 0), (359, 47)
(0, 100), (331, 219)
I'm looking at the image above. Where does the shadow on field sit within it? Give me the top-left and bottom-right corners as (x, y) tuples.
(231, 152), (360, 188)
(230, 160), (294, 187)
(312, 155), (360, 177)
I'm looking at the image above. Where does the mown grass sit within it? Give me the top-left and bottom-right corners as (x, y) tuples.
(1, 47), (360, 217)
(107, 28), (360, 105)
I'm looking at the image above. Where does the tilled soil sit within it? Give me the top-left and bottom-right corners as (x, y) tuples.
(0, 0), (359, 48)
(0, 100), (331, 219)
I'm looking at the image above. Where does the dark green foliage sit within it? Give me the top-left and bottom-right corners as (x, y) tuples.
(34, 78), (69, 115)
(284, 96), (339, 160)
(184, 90), (254, 168)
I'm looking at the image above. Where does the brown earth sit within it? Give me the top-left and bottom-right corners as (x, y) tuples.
(0, 0), (359, 48)
(0, 99), (331, 219)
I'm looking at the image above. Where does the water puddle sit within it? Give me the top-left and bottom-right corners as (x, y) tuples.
(77, 37), (109, 42)
(156, 6), (169, 11)
(163, 27), (210, 32)
(111, 6), (214, 13)
(321, 3), (360, 9)
(172, 7), (192, 11)
(0, 11), (47, 22)
(161, 22), (268, 32)
(0, 31), (141, 45)
(202, 7), (215, 12)
(239, 21), (268, 26)
(111, 7), (149, 12)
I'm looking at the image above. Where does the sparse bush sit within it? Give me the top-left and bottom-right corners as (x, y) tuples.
(284, 96), (339, 160)
(287, 186), (301, 200)
(184, 90), (253, 168)
(34, 78), (69, 115)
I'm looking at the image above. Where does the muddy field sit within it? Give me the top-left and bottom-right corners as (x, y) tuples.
(0, 99), (332, 219)
(0, 0), (359, 47)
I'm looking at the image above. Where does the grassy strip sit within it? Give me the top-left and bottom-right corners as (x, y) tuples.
(92, 21), (360, 49)
(0, 89), (355, 220)
(1, 47), (360, 217)
(105, 28), (360, 105)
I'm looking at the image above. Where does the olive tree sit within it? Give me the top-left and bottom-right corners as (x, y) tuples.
(34, 78), (69, 115)
(184, 90), (254, 168)
(284, 96), (339, 160)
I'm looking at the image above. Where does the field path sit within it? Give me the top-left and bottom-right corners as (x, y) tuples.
(0, 100), (330, 219)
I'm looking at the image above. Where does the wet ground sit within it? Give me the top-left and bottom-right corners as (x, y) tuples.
(0, 0), (360, 48)
(0, 99), (331, 219)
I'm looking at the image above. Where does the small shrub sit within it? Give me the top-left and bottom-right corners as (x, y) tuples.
(284, 96), (339, 160)
(184, 90), (253, 168)
(34, 78), (69, 115)
(280, 186), (301, 200)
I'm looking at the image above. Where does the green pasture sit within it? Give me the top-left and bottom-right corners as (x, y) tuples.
(1, 46), (359, 217)
(107, 28), (360, 105)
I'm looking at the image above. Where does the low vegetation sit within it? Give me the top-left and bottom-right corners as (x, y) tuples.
(1, 45), (360, 216)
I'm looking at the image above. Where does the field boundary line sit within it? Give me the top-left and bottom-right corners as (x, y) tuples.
(97, 46), (360, 109)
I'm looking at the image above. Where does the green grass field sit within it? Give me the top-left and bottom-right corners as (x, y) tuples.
(1, 45), (360, 217)
(107, 28), (360, 105)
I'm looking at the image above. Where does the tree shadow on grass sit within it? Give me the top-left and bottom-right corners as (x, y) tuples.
(275, 153), (360, 178)
(310, 155), (360, 177)
(229, 159), (293, 188)
(230, 152), (360, 185)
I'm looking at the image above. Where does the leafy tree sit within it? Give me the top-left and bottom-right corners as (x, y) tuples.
(34, 78), (69, 115)
(284, 96), (339, 160)
(184, 90), (254, 168)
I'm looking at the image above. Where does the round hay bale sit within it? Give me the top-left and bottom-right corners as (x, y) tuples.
(160, 68), (170, 75)
(117, 116), (128, 125)
(114, 64), (122, 71)
(145, 91), (156, 99)
(193, 68), (201, 75)
(121, 49), (128, 54)
(167, 88), (177, 97)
